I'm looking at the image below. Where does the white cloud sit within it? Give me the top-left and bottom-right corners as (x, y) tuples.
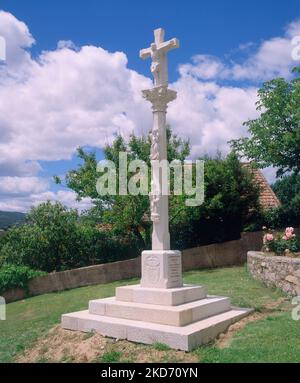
(179, 20), (300, 82)
(0, 11), (297, 210)
(0, 176), (48, 196)
(0, 159), (41, 177)
(0, 44), (152, 165)
(262, 167), (278, 185)
(0, 11), (152, 170)
(0, 10), (35, 79)
(30, 190), (92, 211)
(179, 55), (227, 79)
(0, 10), (151, 211)
(168, 75), (258, 158)
(57, 40), (78, 51)
(169, 20), (300, 165)
(0, 189), (92, 212)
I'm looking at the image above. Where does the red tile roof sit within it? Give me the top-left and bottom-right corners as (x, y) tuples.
(242, 163), (281, 210)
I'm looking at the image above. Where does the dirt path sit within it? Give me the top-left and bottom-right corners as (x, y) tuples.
(16, 325), (198, 363)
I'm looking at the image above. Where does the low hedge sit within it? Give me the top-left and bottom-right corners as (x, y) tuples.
(0, 264), (46, 294)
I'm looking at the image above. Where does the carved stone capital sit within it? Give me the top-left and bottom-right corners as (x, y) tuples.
(142, 86), (177, 112)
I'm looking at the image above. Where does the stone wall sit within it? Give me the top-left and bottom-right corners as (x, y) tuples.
(248, 251), (300, 296)
(182, 238), (245, 270)
(2, 230), (266, 303)
(2, 257), (141, 303)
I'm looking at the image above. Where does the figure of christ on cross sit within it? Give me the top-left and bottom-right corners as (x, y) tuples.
(140, 28), (179, 87)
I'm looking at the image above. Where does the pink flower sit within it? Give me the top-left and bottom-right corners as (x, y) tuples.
(282, 227), (294, 239)
(266, 234), (274, 242)
(285, 227), (294, 234)
(263, 233), (274, 244)
(282, 235), (288, 240)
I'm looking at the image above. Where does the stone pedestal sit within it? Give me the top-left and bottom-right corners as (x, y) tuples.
(62, 250), (253, 351)
(141, 250), (182, 288)
(61, 284), (252, 351)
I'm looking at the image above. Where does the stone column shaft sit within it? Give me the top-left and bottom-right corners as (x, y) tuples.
(152, 109), (170, 251)
(140, 86), (182, 289)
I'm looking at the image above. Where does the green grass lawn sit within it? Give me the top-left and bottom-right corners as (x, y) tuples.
(1, 266), (299, 363)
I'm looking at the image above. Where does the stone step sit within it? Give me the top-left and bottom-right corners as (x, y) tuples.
(116, 284), (207, 306)
(88, 295), (231, 326)
(61, 307), (253, 351)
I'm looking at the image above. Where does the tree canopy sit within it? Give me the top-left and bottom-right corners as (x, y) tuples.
(231, 67), (300, 176)
(57, 128), (190, 249)
(56, 129), (260, 249)
(272, 173), (300, 205)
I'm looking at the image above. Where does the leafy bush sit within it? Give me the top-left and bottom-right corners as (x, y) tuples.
(272, 174), (300, 205)
(265, 174), (300, 229)
(0, 202), (140, 272)
(60, 128), (190, 251)
(0, 264), (46, 294)
(0, 153), (264, 272)
(56, 129), (263, 249)
(170, 153), (261, 249)
(259, 196), (300, 231)
(262, 227), (300, 256)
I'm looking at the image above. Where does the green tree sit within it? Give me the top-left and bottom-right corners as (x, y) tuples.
(262, 174), (300, 229)
(170, 153), (261, 248)
(272, 173), (300, 205)
(59, 128), (190, 249)
(58, 131), (260, 251)
(0, 202), (141, 272)
(231, 67), (300, 176)
(0, 202), (81, 271)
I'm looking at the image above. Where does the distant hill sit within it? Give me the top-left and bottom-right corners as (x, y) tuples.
(0, 211), (26, 230)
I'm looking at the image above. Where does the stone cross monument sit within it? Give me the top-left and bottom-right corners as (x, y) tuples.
(139, 28), (182, 289)
(61, 28), (252, 351)
(140, 28), (178, 88)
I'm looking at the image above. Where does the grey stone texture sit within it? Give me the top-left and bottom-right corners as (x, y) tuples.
(248, 251), (300, 296)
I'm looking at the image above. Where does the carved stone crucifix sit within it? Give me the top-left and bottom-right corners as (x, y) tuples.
(140, 28), (179, 87)
(140, 28), (179, 254)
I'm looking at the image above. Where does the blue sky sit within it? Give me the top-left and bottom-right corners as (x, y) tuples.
(3, 0), (300, 79)
(0, 1), (300, 211)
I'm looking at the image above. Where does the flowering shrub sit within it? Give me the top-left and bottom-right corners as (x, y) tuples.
(262, 227), (300, 256)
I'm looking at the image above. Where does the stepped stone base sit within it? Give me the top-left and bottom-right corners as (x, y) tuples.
(62, 308), (251, 351)
(62, 284), (253, 351)
(116, 284), (207, 306)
